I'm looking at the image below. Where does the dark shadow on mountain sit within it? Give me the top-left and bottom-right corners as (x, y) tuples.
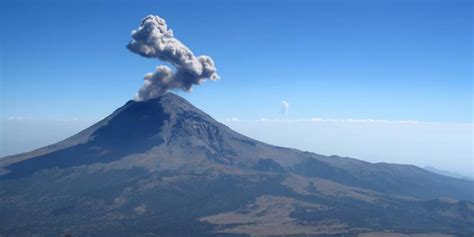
(3, 99), (169, 179)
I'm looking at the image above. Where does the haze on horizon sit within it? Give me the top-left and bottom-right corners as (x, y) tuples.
(2, 113), (472, 179)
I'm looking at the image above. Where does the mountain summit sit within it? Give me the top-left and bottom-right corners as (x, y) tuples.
(0, 93), (302, 178)
(1, 93), (473, 236)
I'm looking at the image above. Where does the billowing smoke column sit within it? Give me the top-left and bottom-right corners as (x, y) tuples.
(127, 15), (219, 101)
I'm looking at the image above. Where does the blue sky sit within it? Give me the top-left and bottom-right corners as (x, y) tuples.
(0, 0), (472, 175)
(1, 0), (472, 122)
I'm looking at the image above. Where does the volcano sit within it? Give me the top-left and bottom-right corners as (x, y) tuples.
(1, 93), (473, 236)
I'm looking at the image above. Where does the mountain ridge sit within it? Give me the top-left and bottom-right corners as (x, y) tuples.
(1, 93), (473, 236)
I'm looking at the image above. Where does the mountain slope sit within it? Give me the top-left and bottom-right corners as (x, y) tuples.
(1, 93), (473, 236)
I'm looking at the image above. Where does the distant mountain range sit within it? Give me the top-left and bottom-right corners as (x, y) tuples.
(423, 166), (473, 181)
(1, 93), (473, 236)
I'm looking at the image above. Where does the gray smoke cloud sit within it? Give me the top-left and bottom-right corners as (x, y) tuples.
(127, 15), (219, 101)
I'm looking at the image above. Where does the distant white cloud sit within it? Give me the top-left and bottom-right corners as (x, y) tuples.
(3, 117), (96, 122)
(7, 117), (24, 120)
(309, 118), (420, 124)
(224, 117), (240, 121)
(228, 117), (422, 124)
(51, 118), (92, 122)
(281, 101), (289, 115)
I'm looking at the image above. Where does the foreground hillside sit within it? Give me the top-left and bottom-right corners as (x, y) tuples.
(1, 93), (472, 236)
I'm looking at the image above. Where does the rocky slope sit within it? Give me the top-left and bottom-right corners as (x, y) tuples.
(0, 93), (473, 236)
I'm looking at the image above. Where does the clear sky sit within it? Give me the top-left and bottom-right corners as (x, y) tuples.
(1, 0), (472, 122)
(0, 0), (472, 175)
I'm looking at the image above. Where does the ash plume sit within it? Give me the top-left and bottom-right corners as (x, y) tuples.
(127, 15), (219, 101)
